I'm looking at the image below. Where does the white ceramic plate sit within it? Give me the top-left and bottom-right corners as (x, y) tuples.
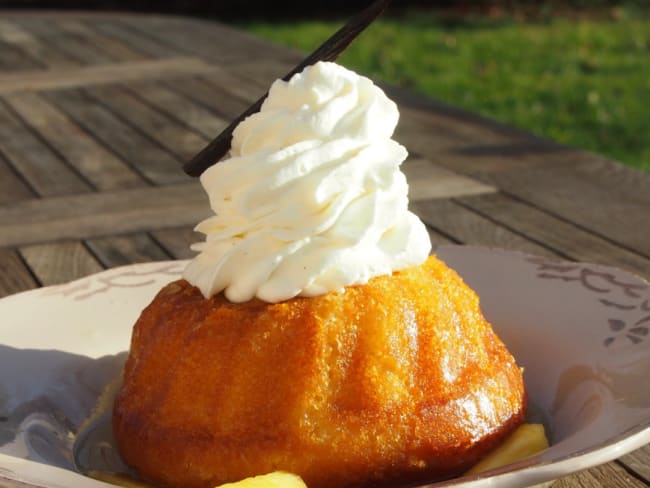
(1, 246), (649, 488)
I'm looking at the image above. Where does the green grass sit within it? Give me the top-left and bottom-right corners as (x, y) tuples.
(243, 11), (650, 172)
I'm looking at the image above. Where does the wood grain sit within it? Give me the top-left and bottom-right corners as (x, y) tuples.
(199, 67), (268, 106)
(0, 154), (34, 205)
(168, 76), (252, 121)
(86, 233), (171, 267)
(484, 162), (650, 259)
(411, 197), (560, 257)
(56, 19), (147, 63)
(91, 18), (179, 59)
(0, 182), (209, 248)
(4, 92), (144, 191)
(382, 81), (593, 176)
(620, 445), (650, 483)
(0, 39), (43, 71)
(552, 461), (649, 487)
(403, 157), (496, 201)
(227, 58), (296, 91)
(124, 81), (228, 139)
(0, 57), (218, 95)
(44, 87), (187, 185)
(384, 81), (541, 143)
(458, 192), (650, 279)
(398, 102), (514, 148)
(0, 247), (37, 298)
(150, 226), (199, 260)
(570, 157), (650, 206)
(0, 19), (79, 69)
(424, 225), (456, 250)
(395, 109), (583, 178)
(121, 15), (302, 65)
(19, 241), (103, 286)
(86, 84), (208, 163)
(12, 17), (114, 66)
(0, 99), (90, 196)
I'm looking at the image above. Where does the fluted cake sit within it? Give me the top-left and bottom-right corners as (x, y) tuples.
(112, 62), (526, 488)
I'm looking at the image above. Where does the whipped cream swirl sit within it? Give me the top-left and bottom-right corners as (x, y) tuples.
(184, 61), (431, 302)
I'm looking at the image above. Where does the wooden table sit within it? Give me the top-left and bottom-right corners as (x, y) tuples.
(0, 10), (648, 488)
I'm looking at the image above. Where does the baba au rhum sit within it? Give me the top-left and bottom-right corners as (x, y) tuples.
(114, 257), (525, 488)
(113, 62), (526, 488)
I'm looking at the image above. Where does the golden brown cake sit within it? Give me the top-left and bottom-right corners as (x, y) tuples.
(113, 255), (526, 488)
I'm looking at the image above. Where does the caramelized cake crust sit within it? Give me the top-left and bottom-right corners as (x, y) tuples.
(113, 255), (526, 488)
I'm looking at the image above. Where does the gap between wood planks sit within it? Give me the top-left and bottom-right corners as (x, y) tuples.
(0, 157), (496, 249)
(0, 182), (209, 248)
(0, 57), (221, 95)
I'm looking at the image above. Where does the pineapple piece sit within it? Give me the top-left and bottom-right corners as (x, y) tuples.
(87, 470), (306, 488)
(216, 472), (307, 488)
(466, 423), (549, 475)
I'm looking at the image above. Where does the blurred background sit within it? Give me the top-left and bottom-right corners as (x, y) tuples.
(2, 0), (648, 171)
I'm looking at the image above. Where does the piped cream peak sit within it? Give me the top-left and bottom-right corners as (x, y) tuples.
(184, 62), (431, 302)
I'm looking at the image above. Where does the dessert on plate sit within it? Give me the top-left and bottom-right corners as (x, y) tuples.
(113, 61), (527, 488)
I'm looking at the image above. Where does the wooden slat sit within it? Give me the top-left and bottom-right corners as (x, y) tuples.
(425, 225), (456, 250)
(403, 157), (496, 201)
(86, 84), (208, 163)
(167, 76), (251, 120)
(56, 19), (148, 63)
(0, 39), (43, 71)
(90, 18), (179, 59)
(150, 226), (199, 260)
(385, 82), (587, 177)
(0, 247), (37, 298)
(4, 92), (144, 191)
(392, 112), (607, 185)
(552, 461), (649, 487)
(457, 192), (650, 279)
(196, 67), (267, 104)
(14, 17), (114, 65)
(121, 15), (301, 65)
(0, 100), (90, 196)
(86, 233), (171, 267)
(0, 153), (35, 205)
(411, 197), (560, 258)
(19, 241), (103, 286)
(0, 182), (209, 248)
(396, 116), (577, 178)
(387, 81), (550, 146)
(568, 157), (650, 206)
(227, 58), (295, 91)
(484, 162), (650, 259)
(620, 445), (650, 483)
(0, 19), (78, 69)
(125, 80), (228, 139)
(0, 57), (218, 95)
(390, 85), (532, 146)
(44, 88), (187, 185)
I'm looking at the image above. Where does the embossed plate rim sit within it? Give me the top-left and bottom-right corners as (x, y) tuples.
(0, 245), (648, 488)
